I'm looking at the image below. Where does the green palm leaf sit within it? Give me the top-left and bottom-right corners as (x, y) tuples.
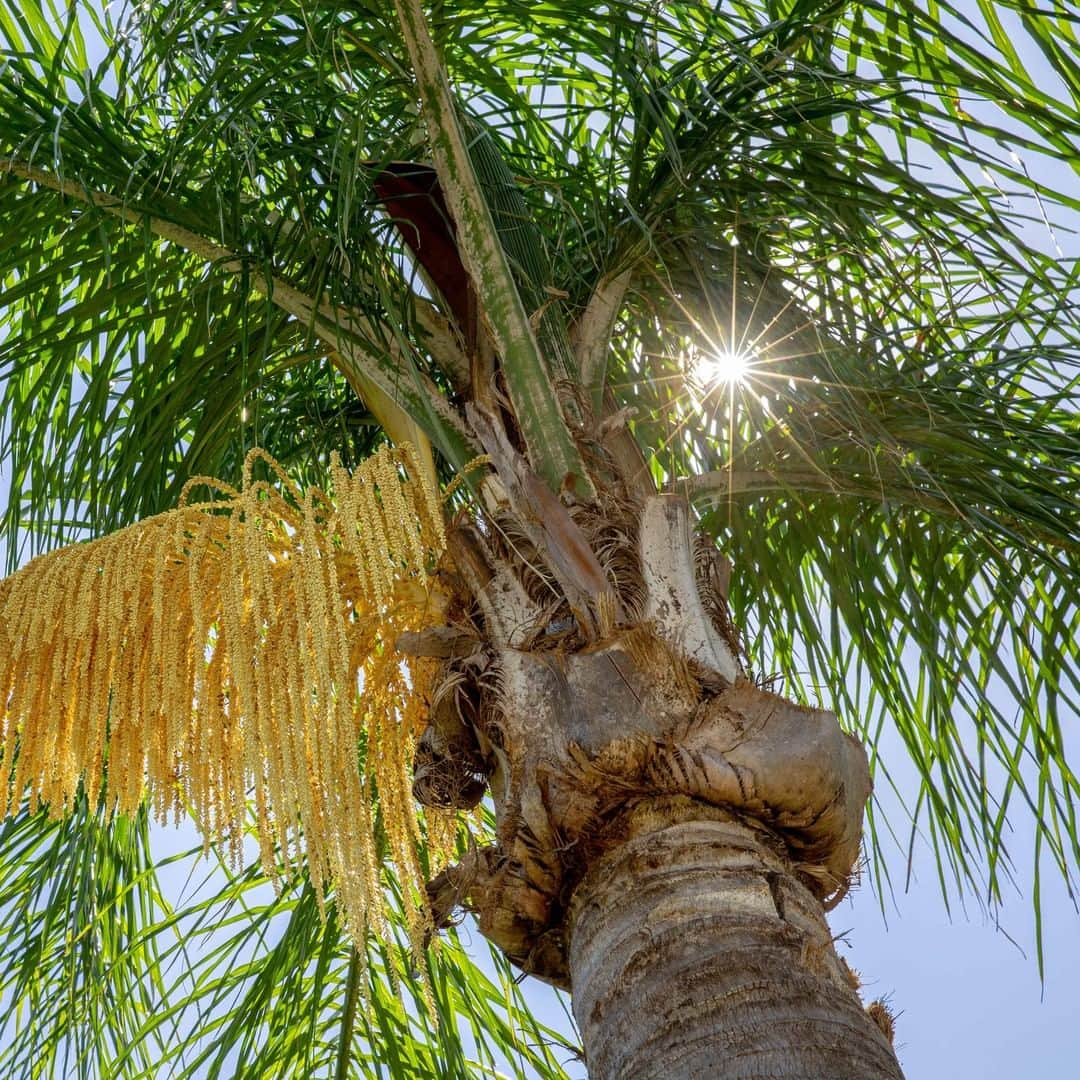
(2, 0), (1078, 1070)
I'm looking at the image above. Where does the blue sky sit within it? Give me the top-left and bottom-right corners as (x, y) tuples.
(836, 725), (1080, 1077)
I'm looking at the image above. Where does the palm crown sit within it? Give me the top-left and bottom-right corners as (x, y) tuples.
(1, 0), (1078, 1075)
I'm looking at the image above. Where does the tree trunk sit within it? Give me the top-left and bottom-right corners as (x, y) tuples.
(568, 800), (902, 1079)
(407, 443), (905, 1077)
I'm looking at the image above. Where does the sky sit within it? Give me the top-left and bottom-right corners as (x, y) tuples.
(2, 1), (1079, 1076)
(831, 729), (1080, 1077)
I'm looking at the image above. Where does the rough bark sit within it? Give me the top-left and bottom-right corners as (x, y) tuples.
(568, 799), (902, 1079)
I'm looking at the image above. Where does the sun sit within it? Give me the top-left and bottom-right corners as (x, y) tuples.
(694, 348), (754, 387)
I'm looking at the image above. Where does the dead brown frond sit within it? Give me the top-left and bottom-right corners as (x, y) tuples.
(693, 532), (743, 663)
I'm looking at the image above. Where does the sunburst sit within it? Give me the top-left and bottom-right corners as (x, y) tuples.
(693, 348), (756, 388)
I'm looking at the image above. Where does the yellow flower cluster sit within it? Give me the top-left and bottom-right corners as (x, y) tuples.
(0, 445), (454, 963)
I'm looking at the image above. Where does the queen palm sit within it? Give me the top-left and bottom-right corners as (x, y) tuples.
(1, 0), (1078, 1075)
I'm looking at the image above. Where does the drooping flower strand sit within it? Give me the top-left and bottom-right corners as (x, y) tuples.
(0, 445), (453, 967)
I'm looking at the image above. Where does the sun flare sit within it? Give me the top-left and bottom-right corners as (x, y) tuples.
(694, 349), (754, 387)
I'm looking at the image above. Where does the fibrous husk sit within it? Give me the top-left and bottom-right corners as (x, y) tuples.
(867, 999), (898, 1046)
(646, 684), (871, 891)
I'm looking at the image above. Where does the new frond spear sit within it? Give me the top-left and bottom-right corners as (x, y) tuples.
(0, 0), (1077, 1077)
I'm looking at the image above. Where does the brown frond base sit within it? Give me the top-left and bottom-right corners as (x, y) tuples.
(408, 493), (872, 986)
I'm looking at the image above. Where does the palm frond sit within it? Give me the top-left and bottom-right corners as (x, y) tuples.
(0, 801), (172, 1078)
(583, 0), (1080, 919)
(2, 0), (1079, 1065)
(0, 805), (575, 1078)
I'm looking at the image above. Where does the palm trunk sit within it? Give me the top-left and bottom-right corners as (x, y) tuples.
(568, 800), (902, 1079)
(410, 465), (904, 1077)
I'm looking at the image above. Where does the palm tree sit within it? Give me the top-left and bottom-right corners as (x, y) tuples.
(1, 0), (1077, 1075)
